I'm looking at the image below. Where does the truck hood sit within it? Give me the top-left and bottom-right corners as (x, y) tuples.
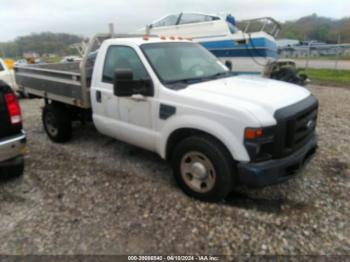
(182, 75), (310, 115)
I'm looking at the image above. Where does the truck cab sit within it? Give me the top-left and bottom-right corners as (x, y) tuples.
(15, 35), (318, 202)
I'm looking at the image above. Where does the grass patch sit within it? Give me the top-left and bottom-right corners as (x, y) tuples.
(299, 68), (350, 87)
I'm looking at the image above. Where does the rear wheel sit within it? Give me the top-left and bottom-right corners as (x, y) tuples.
(171, 135), (235, 202)
(42, 103), (72, 143)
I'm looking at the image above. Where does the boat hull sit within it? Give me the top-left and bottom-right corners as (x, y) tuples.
(196, 33), (278, 75)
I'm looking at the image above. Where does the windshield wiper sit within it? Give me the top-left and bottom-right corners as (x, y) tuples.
(165, 72), (233, 85)
(205, 71), (233, 80)
(165, 77), (204, 85)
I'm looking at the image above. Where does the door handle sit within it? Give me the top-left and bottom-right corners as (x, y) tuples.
(130, 94), (146, 102)
(96, 90), (102, 103)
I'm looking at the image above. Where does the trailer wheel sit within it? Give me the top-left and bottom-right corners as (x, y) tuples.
(171, 135), (234, 202)
(42, 103), (72, 143)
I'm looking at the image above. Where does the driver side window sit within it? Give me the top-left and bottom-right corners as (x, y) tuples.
(102, 46), (149, 83)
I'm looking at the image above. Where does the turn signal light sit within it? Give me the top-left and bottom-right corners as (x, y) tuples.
(244, 128), (263, 140)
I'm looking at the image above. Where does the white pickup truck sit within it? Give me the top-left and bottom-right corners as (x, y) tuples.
(15, 34), (318, 202)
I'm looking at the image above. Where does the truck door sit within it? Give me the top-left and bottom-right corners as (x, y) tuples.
(92, 45), (157, 151)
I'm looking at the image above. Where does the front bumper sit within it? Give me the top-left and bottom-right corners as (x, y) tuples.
(237, 134), (318, 187)
(0, 131), (26, 163)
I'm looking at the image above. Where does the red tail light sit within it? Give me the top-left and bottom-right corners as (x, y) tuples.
(4, 92), (22, 125)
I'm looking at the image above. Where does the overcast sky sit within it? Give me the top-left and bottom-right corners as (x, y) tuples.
(1, 0), (349, 42)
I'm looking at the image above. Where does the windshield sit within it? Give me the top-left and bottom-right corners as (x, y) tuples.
(141, 42), (230, 86)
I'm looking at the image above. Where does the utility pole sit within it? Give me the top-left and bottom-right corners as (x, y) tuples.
(109, 23), (115, 38)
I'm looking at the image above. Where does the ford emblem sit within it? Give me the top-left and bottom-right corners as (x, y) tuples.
(306, 120), (314, 129)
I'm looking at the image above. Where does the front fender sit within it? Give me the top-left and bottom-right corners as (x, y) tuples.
(157, 115), (250, 162)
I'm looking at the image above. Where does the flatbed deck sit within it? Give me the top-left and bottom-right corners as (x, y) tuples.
(14, 33), (114, 108)
(15, 62), (89, 107)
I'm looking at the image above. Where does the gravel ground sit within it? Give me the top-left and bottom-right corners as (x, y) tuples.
(0, 85), (349, 256)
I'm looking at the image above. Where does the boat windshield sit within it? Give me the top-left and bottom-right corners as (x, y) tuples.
(152, 13), (221, 28)
(152, 14), (180, 27)
(178, 13), (220, 25)
(141, 42), (231, 86)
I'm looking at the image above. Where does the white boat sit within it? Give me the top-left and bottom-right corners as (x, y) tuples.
(136, 13), (281, 76)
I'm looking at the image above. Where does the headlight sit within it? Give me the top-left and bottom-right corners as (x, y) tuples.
(244, 126), (275, 162)
(244, 128), (264, 140)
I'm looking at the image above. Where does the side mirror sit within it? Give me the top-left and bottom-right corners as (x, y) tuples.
(225, 60), (233, 71)
(113, 69), (153, 97)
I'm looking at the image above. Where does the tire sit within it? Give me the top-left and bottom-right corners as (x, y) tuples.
(171, 135), (235, 202)
(0, 156), (24, 181)
(42, 103), (72, 143)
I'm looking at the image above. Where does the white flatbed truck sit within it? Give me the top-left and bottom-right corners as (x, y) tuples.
(15, 33), (318, 201)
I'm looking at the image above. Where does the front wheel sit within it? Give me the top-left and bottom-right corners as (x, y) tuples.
(171, 135), (235, 202)
(42, 103), (72, 143)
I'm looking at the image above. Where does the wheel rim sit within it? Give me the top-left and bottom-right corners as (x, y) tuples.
(45, 112), (58, 137)
(180, 151), (216, 193)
